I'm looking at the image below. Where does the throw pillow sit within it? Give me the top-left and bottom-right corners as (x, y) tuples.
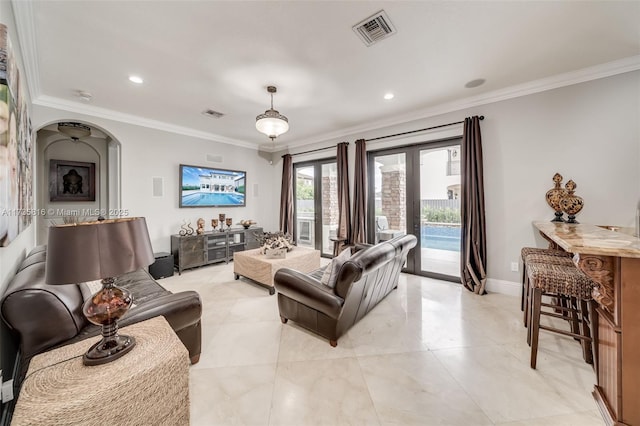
(320, 247), (352, 289)
(79, 280), (137, 308)
(79, 280), (103, 302)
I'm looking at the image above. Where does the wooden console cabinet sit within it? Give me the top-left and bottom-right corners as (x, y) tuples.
(534, 222), (640, 426)
(171, 227), (263, 274)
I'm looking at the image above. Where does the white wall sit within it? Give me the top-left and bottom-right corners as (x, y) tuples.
(31, 107), (279, 253)
(280, 70), (640, 291)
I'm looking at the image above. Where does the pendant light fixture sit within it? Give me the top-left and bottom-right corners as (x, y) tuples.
(58, 122), (91, 141)
(255, 86), (289, 141)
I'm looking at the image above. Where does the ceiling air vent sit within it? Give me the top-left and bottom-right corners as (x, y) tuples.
(202, 109), (225, 119)
(352, 10), (397, 46)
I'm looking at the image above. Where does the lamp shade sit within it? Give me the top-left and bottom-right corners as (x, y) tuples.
(255, 109), (289, 139)
(46, 217), (154, 285)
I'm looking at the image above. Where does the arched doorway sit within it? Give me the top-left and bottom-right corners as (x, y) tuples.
(35, 121), (121, 245)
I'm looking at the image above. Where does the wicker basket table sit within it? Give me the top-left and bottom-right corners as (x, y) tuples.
(12, 316), (190, 426)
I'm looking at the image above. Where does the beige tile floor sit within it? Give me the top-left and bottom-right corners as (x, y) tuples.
(161, 262), (604, 426)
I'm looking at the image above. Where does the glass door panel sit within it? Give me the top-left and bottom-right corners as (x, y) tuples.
(295, 166), (315, 249)
(371, 153), (407, 243)
(294, 159), (338, 257)
(419, 146), (461, 277)
(368, 139), (461, 281)
(321, 163), (338, 256)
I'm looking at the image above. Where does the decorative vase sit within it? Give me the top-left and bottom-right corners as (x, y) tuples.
(196, 218), (205, 235)
(545, 172), (568, 222)
(240, 219), (255, 229)
(560, 180), (583, 224)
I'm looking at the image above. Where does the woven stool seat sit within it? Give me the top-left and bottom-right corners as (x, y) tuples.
(520, 248), (574, 316)
(524, 253), (574, 266)
(521, 247), (572, 260)
(527, 262), (594, 300)
(526, 262), (595, 369)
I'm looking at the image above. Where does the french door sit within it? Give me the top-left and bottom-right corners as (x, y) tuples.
(294, 158), (338, 257)
(368, 138), (462, 281)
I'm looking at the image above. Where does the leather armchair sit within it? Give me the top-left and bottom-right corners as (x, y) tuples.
(274, 234), (417, 346)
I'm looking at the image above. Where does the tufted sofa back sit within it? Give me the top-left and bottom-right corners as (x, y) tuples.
(334, 234), (416, 337)
(275, 234), (417, 345)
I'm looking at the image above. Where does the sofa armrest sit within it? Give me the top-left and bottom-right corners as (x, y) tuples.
(118, 291), (202, 331)
(274, 269), (344, 318)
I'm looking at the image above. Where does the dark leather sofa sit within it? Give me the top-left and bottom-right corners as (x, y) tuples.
(274, 234), (417, 346)
(1, 245), (202, 381)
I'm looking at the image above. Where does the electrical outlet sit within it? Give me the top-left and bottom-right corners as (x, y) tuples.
(1, 379), (13, 403)
(510, 262), (519, 272)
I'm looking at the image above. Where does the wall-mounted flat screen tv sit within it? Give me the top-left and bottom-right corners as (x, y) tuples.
(179, 164), (246, 208)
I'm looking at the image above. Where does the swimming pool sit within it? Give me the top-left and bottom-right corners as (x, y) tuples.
(421, 225), (461, 252)
(181, 192), (245, 206)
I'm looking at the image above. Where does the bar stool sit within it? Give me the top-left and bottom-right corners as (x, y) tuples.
(520, 248), (574, 323)
(526, 262), (595, 369)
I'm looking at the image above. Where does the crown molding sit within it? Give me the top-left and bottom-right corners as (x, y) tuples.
(14, 0), (639, 154)
(31, 54), (640, 152)
(11, 0), (41, 100)
(285, 55), (640, 149)
(33, 95), (258, 150)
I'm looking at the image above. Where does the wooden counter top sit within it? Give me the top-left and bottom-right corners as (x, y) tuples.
(534, 221), (640, 425)
(533, 221), (640, 258)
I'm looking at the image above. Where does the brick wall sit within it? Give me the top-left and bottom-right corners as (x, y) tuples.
(322, 176), (338, 226)
(381, 169), (406, 230)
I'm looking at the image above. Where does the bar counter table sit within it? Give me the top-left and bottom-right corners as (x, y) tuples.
(534, 221), (640, 426)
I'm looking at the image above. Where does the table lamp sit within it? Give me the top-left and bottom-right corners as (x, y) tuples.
(45, 217), (154, 366)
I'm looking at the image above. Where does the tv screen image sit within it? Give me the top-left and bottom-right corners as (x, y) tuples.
(179, 164), (246, 207)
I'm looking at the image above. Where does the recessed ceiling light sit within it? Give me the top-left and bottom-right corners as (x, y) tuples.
(464, 78), (486, 88)
(129, 75), (144, 84)
(383, 93), (395, 100)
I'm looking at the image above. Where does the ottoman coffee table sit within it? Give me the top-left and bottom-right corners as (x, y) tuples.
(233, 246), (321, 294)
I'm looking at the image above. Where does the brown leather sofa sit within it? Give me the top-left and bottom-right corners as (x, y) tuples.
(274, 234), (417, 346)
(1, 245), (202, 381)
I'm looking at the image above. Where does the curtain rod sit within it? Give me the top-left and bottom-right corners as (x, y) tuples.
(365, 116), (484, 143)
(282, 142), (349, 158)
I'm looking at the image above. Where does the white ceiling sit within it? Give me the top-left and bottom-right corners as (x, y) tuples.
(14, 1), (640, 150)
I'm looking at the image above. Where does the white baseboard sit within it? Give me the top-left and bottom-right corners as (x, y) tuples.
(486, 278), (520, 297)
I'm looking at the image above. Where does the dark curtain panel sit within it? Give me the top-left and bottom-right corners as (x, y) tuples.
(279, 154), (294, 236)
(460, 116), (487, 294)
(336, 142), (351, 253)
(350, 139), (367, 245)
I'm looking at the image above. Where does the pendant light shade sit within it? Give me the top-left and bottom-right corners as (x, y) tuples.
(58, 122), (91, 140)
(256, 86), (289, 140)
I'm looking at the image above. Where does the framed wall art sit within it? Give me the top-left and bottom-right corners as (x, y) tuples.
(49, 159), (96, 202)
(1, 22), (35, 247)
